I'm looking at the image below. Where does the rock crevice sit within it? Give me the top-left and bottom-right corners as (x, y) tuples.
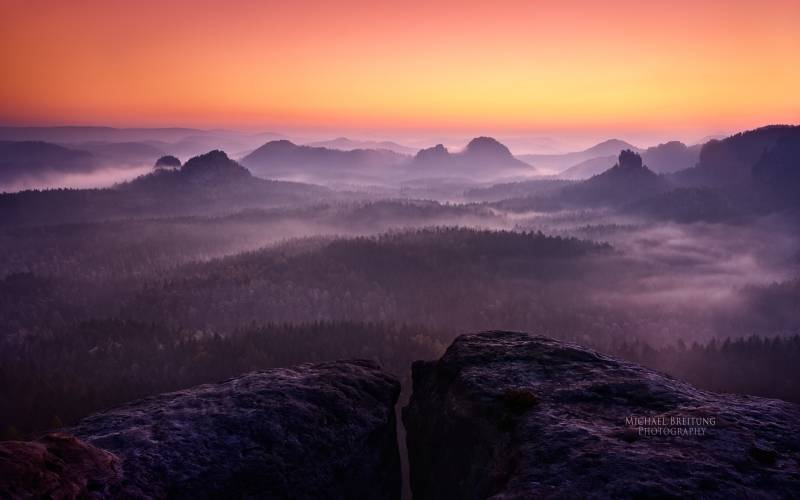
(403, 331), (800, 499)
(4, 333), (800, 499)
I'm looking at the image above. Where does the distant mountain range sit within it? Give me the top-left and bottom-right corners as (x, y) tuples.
(155, 155), (182, 168)
(0, 126), (287, 162)
(555, 156), (617, 180)
(2, 134), (538, 190)
(0, 141), (99, 186)
(0, 140), (168, 190)
(304, 137), (418, 155)
(559, 149), (670, 206)
(410, 137), (533, 180)
(1, 128), (712, 190)
(642, 141), (702, 174)
(0, 150), (332, 226)
(493, 136), (574, 155)
(634, 125), (800, 221)
(673, 125), (800, 187)
(240, 140), (408, 182)
(71, 141), (167, 166)
(752, 133), (800, 209)
(519, 139), (638, 173)
(241, 136), (534, 183)
(0, 126), (217, 144)
(123, 150), (252, 190)
(558, 141), (701, 179)
(122, 150), (330, 204)
(493, 125), (800, 221)
(3, 125), (798, 224)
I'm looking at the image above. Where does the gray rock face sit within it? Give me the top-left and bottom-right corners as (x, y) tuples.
(67, 360), (401, 499)
(403, 331), (800, 500)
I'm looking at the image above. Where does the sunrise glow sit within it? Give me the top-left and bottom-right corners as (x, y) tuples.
(1, 0), (799, 132)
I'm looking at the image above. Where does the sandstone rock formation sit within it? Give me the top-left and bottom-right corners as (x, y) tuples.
(6, 333), (799, 499)
(404, 331), (800, 499)
(0, 433), (121, 498)
(410, 137), (533, 179)
(154, 154), (181, 169)
(2, 360), (400, 499)
(559, 150), (670, 207)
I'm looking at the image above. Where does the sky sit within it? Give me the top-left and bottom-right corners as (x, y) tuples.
(1, 0), (798, 141)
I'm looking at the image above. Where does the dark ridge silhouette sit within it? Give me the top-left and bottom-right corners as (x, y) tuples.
(641, 141), (701, 174)
(617, 149), (643, 169)
(305, 137), (418, 155)
(459, 137), (529, 169)
(558, 150), (670, 206)
(0, 141), (97, 185)
(408, 137), (533, 179)
(673, 125), (800, 187)
(463, 136), (514, 156)
(107, 227), (607, 332)
(413, 144), (451, 165)
(0, 150), (331, 226)
(461, 137), (529, 166)
(0, 126), (231, 144)
(242, 136), (532, 182)
(558, 141), (700, 180)
(154, 155), (181, 169)
(625, 125), (800, 221)
(72, 141), (165, 167)
(519, 138), (640, 171)
(556, 155), (616, 180)
(125, 150), (251, 189)
(752, 134), (800, 208)
(580, 138), (641, 157)
(176, 150), (246, 177)
(0, 126), (288, 162)
(240, 140), (407, 181)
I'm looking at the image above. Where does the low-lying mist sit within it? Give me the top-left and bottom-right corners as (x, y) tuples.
(1, 164), (153, 192)
(2, 124), (800, 439)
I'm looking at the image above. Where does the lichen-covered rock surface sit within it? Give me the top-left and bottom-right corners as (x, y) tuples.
(1, 360), (401, 499)
(0, 433), (121, 498)
(403, 331), (800, 499)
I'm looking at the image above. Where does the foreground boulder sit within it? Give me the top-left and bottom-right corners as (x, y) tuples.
(404, 331), (800, 499)
(2, 360), (401, 499)
(0, 433), (121, 497)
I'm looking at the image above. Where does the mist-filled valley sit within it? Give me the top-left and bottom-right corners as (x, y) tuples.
(1, 124), (799, 442)
(6, 0), (800, 494)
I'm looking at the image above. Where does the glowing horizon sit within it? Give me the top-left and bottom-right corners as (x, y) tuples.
(1, 0), (798, 134)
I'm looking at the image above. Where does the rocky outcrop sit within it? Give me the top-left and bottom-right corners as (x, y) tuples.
(414, 144), (451, 165)
(675, 125), (800, 187)
(154, 154), (181, 169)
(403, 331), (800, 499)
(176, 149), (251, 182)
(409, 137), (533, 180)
(2, 360), (401, 499)
(239, 140), (407, 181)
(462, 137), (519, 163)
(616, 148), (644, 170)
(0, 433), (121, 498)
(559, 150), (670, 206)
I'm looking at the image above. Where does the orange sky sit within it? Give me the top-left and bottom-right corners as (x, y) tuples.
(1, 0), (798, 133)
